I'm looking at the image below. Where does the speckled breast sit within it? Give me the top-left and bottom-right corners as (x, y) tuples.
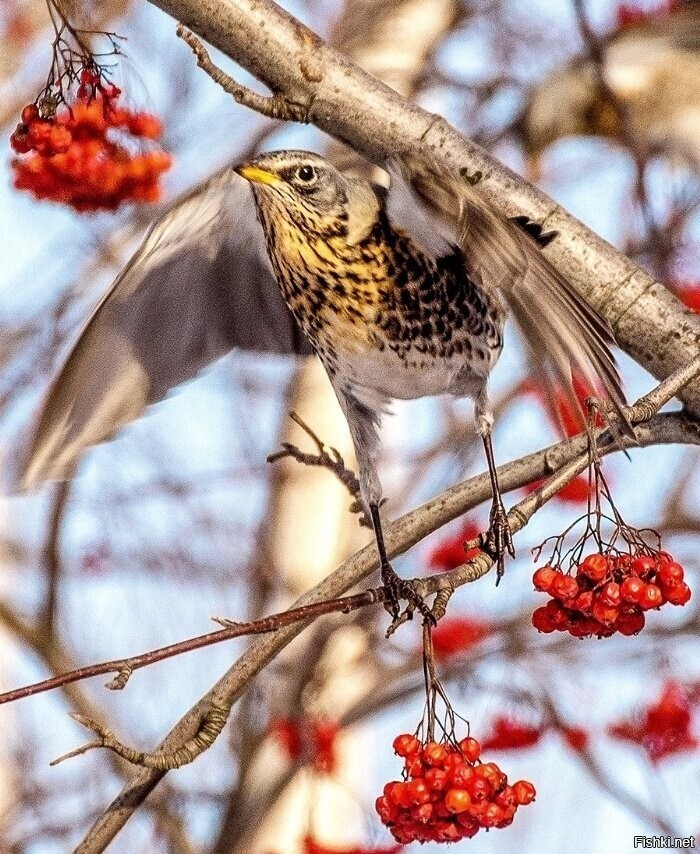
(261, 209), (505, 399)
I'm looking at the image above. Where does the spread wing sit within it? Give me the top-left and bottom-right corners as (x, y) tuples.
(388, 153), (632, 435)
(18, 167), (312, 489)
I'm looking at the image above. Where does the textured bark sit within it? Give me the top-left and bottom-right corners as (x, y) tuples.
(151, 0), (700, 415)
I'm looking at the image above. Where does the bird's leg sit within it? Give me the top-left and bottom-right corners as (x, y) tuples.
(475, 387), (515, 583)
(369, 502), (434, 625)
(481, 430), (515, 582)
(338, 390), (433, 626)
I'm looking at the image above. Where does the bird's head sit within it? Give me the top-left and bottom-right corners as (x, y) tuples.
(235, 150), (380, 245)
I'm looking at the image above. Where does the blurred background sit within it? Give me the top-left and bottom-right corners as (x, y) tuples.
(0, 0), (698, 851)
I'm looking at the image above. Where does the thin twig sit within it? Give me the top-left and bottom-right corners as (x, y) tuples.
(267, 410), (369, 525)
(176, 25), (312, 122)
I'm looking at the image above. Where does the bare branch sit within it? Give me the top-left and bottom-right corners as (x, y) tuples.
(74, 412), (699, 849)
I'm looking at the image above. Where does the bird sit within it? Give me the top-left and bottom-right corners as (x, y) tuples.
(16, 149), (630, 624)
(521, 0), (700, 169)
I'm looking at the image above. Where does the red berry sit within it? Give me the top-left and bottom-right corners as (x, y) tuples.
(375, 795), (395, 822)
(411, 802), (434, 823)
(21, 104), (39, 124)
(10, 128), (32, 153)
(616, 610), (645, 635)
(449, 762), (475, 788)
(442, 751), (465, 773)
(621, 576), (645, 603)
(638, 583), (663, 610)
(592, 599), (619, 625)
(513, 780), (536, 805)
(552, 574), (579, 601)
(405, 754), (424, 777)
(495, 785), (517, 808)
(467, 775), (492, 801)
(393, 733), (420, 757)
(458, 737), (481, 763)
(579, 554), (609, 582)
(666, 583), (691, 606)
(572, 590), (594, 615)
(599, 581), (621, 608)
(475, 761), (505, 790)
(532, 606), (555, 633)
(424, 767), (448, 791)
(480, 802), (505, 828)
(631, 555), (656, 576)
(657, 562), (684, 588)
(545, 599), (571, 629)
(445, 788), (471, 813)
(533, 566), (557, 591)
(407, 778), (431, 805)
(422, 742), (448, 766)
(456, 811), (480, 836)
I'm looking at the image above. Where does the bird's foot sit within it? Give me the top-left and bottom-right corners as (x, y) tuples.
(381, 561), (435, 636)
(484, 500), (515, 584)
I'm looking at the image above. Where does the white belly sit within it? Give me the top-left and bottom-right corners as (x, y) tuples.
(334, 345), (491, 408)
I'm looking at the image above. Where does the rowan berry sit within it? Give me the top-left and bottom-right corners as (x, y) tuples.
(579, 554), (609, 582)
(599, 581), (621, 607)
(448, 763), (474, 788)
(657, 562), (684, 588)
(458, 737), (481, 762)
(392, 733), (420, 757)
(444, 788), (471, 813)
(513, 780), (536, 805)
(533, 566), (557, 591)
(378, 733), (536, 842)
(620, 576), (645, 603)
(638, 583), (663, 610)
(665, 583), (691, 605)
(423, 742), (448, 766)
(552, 574), (579, 601)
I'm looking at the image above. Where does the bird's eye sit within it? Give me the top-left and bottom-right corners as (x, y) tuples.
(295, 164), (317, 184)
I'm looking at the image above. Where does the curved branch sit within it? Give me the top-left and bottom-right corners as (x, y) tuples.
(75, 409), (699, 852)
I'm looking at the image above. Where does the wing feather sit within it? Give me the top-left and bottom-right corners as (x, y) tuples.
(19, 168), (311, 488)
(390, 153), (633, 436)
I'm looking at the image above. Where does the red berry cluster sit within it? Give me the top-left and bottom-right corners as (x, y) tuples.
(376, 734), (535, 844)
(524, 474), (592, 505)
(428, 521), (482, 572)
(430, 616), (492, 661)
(271, 716), (340, 775)
(609, 681), (698, 763)
(10, 76), (171, 211)
(616, 0), (679, 29)
(481, 715), (588, 753)
(481, 716), (541, 751)
(532, 551), (691, 639)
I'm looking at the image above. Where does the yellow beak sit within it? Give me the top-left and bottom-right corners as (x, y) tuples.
(235, 164), (281, 187)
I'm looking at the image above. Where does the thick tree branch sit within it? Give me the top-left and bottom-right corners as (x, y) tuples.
(153, 0), (700, 415)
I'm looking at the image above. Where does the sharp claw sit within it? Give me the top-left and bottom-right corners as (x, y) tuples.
(381, 561), (433, 628)
(486, 501), (515, 584)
